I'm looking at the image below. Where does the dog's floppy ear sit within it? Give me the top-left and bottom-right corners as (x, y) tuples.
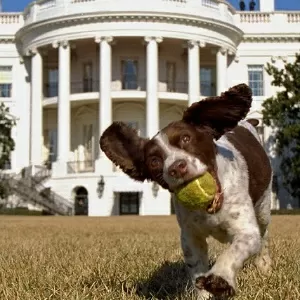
(182, 84), (253, 139)
(99, 122), (150, 181)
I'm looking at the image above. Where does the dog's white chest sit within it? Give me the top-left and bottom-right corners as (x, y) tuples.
(183, 210), (232, 244)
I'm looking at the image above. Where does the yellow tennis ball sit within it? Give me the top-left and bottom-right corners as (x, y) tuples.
(175, 172), (217, 210)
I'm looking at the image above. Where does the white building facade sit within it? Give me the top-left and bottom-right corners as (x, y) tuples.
(0, 0), (299, 215)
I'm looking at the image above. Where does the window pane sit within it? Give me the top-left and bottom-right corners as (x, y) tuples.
(47, 69), (58, 97)
(0, 84), (12, 97)
(248, 65), (264, 96)
(122, 60), (138, 89)
(83, 63), (93, 92)
(0, 66), (12, 83)
(120, 192), (139, 215)
(166, 62), (176, 92)
(83, 63), (93, 78)
(48, 128), (57, 162)
(200, 67), (216, 96)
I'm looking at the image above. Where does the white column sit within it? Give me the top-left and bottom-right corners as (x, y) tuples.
(95, 36), (113, 153)
(145, 36), (162, 138)
(51, 40), (70, 176)
(30, 48), (43, 166)
(187, 40), (201, 105)
(14, 57), (31, 170)
(216, 47), (228, 96)
(95, 36), (113, 173)
(58, 41), (71, 163)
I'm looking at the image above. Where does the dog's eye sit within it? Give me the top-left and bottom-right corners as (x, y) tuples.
(149, 157), (161, 168)
(181, 135), (190, 144)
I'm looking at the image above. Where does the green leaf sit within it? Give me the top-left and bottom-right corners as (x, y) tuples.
(0, 102), (16, 199)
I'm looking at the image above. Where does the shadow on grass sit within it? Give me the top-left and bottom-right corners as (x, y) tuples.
(135, 260), (191, 299)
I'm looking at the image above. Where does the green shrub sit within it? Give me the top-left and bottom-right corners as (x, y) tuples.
(0, 207), (45, 216)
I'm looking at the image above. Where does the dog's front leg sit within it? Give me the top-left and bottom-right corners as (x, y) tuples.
(181, 230), (213, 300)
(195, 217), (261, 298)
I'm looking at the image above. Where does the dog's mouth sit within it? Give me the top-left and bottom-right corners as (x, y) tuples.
(171, 171), (224, 214)
(171, 172), (211, 193)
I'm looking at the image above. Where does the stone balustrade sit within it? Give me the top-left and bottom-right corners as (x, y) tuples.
(234, 11), (300, 35)
(0, 13), (24, 36)
(22, 0), (234, 26)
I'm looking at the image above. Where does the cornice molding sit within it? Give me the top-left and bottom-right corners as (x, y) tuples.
(243, 35), (300, 43)
(16, 13), (243, 47)
(20, 13), (240, 32)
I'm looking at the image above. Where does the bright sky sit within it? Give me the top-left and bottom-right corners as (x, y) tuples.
(2, 0), (300, 12)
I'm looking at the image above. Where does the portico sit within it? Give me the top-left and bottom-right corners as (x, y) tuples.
(27, 37), (233, 176)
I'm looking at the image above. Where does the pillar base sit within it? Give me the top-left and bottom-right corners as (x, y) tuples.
(95, 158), (113, 175)
(51, 161), (67, 177)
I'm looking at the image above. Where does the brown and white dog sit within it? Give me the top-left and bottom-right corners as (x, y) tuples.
(99, 84), (273, 299)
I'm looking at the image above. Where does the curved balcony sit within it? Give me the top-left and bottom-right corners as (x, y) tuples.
(24, 0), (235, 26)
(42, 79), (190, 107)
(17, 0), (243, 56)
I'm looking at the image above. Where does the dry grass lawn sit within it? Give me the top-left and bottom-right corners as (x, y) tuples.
(0, 215), (299, 300)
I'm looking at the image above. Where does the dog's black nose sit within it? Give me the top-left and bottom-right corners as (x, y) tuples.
(168, 159), (187, 179)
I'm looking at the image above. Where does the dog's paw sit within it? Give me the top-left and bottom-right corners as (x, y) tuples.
(196, 289), (214, 300)
(195, 274), (235, 298)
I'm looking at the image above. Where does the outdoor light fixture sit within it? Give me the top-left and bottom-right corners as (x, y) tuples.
(97, 175), (105, 198)
(152, 182), (159, 197)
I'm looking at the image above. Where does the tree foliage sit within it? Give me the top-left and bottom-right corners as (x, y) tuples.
(0, 102), (16, 200)
(262, 53), (300, 199)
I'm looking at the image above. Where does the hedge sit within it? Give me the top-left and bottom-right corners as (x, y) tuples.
(0, 208), (300, 216)
(0, 207), (53, 216)
(271, 209), (300, 215)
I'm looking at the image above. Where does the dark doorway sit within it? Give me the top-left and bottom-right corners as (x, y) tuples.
(119, 192), (140, 215)
(74, 186), (88, 215)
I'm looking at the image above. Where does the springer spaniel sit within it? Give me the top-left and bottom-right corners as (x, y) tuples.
(99, 84), (273, 299)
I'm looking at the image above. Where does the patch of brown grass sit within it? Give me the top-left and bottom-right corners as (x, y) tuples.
(0, 215), (299, 299)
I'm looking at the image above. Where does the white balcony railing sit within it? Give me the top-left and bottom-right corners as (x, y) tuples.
(234, 11), (300, 35)
(0, 13), (23, 36)
(23, 0), (235, 27)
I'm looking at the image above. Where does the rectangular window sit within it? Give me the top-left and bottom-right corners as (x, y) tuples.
(119, 192), (140, 215)
(47, 69), (58, 97)
(83, 62), (93, 92)
(0, 66), (12, 98)
(44, 128), (57, 162)
(200, 67), (216, 96)
(248, 65), (264, 96)
(121, 59), (138, 90)
(166, 62), (176, 92)
(82, 124), (94, 161)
